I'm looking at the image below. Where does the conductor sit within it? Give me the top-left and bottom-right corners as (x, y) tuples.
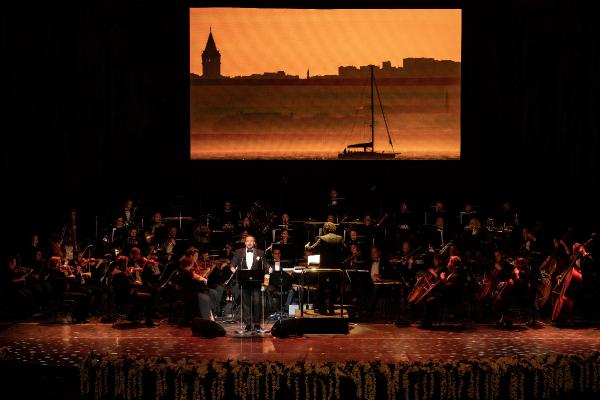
(305, 222), (345, 315)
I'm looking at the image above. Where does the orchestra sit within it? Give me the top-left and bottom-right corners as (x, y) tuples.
(1, 194), (597, 330)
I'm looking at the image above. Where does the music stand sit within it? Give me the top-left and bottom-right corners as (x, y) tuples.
(235, 269), (265, 336)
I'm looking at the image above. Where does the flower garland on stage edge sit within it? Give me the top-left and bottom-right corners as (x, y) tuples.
(76, 351), (600, 400)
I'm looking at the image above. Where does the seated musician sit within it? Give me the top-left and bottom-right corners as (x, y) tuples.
(358, 214), (375, 243)
(124, 226), (145, 255)
(221, 243), (235, 261)
(519, 226), (542, 260)
(148, 212), (167, 245)
(200, 249), (225, 317)
(110, 217), (128, 249)
(46, 256), (90, 323)
(122, 198), (137, 227)
(493, 257), (534, 325)
(0, 256), (36, 318)
(111, 255), (158, 326)
(183, 248), (218, 320)
(458, 218), (489, 271)
(266, 247), (295, 314)
(266, 229), (297, 260)
(394, 202), (416, 249)
(68, 250), (104, 315)
(279, 212), (291, 230)
(393, 241), (421, 285)
(238, 217), (257, 238)
(128, 247), (162, 317)
(426, 216), (450, 251)
(419, 255), (463, 328)
(346, 243), (367, 270)
(364, 246), (392, 320)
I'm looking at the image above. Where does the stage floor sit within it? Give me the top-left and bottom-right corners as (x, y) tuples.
(1, 319), (600, 368)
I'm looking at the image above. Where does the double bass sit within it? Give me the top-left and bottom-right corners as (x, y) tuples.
(551, 237), (593, 322)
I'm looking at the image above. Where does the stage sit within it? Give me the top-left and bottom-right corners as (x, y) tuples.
(2, 319), (600, 399)
(2, 319), (600, 366)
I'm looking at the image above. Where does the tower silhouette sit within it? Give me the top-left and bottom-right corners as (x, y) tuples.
(202, 27), (221, 78)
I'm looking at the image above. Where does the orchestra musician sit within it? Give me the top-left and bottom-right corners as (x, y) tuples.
(122, 198), (137, 227)
(46, 255), (90, 323)
(218, 201), (237, 232)
(492, 257), (535, 326)
(394, 202), (416, 250)
(199, 249), (225, 317)
(128, 247), (162, 317)
(265, 246), (294, 315)
(230, 235), (266, 331)
(111, 255), (158, 326)
(0, 256), (36, 317)
(419, 255), (463, 328)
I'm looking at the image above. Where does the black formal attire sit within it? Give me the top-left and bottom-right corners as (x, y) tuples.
(266, 260), (294, 314)
(231, 247), (266, 326)
(306, 233), (345, 314)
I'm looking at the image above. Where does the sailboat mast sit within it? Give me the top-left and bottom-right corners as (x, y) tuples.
(370, 65), (375, 152)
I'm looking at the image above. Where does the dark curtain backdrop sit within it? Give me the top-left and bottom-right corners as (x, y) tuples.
(2, 1), (599, 252)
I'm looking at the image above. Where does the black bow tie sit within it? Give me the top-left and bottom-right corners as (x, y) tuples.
(246, 249), (254, 253)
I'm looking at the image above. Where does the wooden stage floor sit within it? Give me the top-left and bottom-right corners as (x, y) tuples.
(2, 319), (600, 368)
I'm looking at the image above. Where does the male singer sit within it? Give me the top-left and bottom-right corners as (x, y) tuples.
(230, 235), (266, 331)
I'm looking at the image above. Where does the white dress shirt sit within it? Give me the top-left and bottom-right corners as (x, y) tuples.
(245, 249), (254, 269)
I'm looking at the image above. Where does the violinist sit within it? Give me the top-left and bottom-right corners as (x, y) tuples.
(0, 256), (36, 318)
(47, 256), (90, 323)
(111, 255), (158, 327)
(393, 241), (420, 286)
(75, 253), (105, 315)
(201, 249), (226, 317)
(177, 250), (215, 321)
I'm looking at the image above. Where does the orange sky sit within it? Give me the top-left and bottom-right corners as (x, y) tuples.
(190, 8), (461, 78)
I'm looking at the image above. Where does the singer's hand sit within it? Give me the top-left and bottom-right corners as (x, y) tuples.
(230, 266), (237, 274)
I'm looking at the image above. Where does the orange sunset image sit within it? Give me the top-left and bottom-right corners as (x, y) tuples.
(190, 8), (461, 160)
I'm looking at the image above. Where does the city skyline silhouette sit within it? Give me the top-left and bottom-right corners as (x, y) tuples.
(190, 8), (461, 78)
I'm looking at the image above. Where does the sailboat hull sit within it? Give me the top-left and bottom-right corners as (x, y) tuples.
(337, 152), (397, 159)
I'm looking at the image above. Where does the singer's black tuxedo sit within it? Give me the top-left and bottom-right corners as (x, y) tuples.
(231, 248), (266, 271)
(231, 247), (265, 326)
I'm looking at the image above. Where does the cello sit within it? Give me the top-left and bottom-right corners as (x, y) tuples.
(551, 237), (594, 322)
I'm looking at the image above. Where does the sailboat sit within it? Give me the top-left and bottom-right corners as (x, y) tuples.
(338, 65), (399, 159)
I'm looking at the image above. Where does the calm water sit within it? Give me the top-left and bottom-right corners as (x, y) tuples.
(190, 131), (460, 160)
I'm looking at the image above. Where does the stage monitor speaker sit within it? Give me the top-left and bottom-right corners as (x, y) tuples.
(191, 318), (226, 338)
(271, 317), (349, 338)
(271, 318), (304, 338)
